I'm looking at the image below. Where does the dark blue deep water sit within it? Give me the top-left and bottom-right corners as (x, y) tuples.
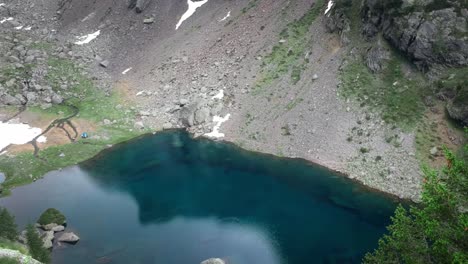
(0, 131), (397, 264)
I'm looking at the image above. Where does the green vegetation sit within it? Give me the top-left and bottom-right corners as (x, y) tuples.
(241, 0), (259, 14)
(37, 208), (66, 226)
(0, 257), (20, 264)
(364, 142), (468, 263)
(26, 225), (50, 264)
(0, 55), (143, 193)
(340, 53), (427, 130)
(0, 208), (18, 241)
(253, 0), (325, 94)
(0, 238), (28, 255)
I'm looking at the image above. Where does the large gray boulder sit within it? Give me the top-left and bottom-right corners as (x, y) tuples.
(41, 231), (54, 249)
(447, 97), (468, 126)
(57, 232), (80, 243)
(366, 43), (389, 73)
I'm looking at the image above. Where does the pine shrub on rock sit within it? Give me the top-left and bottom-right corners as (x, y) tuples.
(26, 224), (50, 264)
(37, 208), (66, 226)
(0, 207), (18, 241)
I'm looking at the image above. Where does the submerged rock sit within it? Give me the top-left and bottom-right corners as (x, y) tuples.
(200, 258), (225, 264)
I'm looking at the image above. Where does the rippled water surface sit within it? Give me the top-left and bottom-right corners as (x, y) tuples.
(0, 131), (397, 264)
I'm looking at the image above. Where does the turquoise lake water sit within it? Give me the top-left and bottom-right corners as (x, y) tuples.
(0, 131), (397, 264)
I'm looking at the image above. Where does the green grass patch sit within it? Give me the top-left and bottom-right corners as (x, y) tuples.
(253, 0), (325, 94)
(339, 53), (428, 129)
(0, 238), (28, 255)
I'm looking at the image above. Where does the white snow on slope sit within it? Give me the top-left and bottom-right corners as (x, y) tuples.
(0, 122), (46, 150)
(75, 30), (100, 45)
(220, 11), (230, 22)
(122, 67), (132, 75)
(176, 0), (208, 30)
(0, 17), (13, 24)
(205, 114), (230, 138)
(212, 89), (224, 100)
(325, 0), (334, 16)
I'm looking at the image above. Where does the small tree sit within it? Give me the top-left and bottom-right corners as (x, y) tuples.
(26, 224), (50, 264)
(364, 145), (468, 263)
(0, 207), (18, 241)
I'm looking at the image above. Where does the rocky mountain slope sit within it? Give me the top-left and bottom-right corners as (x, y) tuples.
(0, 0), (466, 201)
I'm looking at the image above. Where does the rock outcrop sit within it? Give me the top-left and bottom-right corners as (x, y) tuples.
(362, 0), (468, 70)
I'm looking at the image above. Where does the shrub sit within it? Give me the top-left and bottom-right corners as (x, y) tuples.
(26, 224), (50, 264)
(37, 208), (66, 226)
(0, 207), (18, 241)
(0, 257), (20, 264)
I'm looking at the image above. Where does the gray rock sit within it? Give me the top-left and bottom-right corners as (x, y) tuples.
(51, 94), (63, 104)
(57, 232), (80, 243)
(162, 122), (173, 130)
(143, 18), (154, 24)
(194, 107), (210, 125)
(24, 55), (35, 63)
(447, 97), (468, 126)
(103, 119), (112, 125)
(200, 258), (225, 264)
(51, 225), (65, 233)
(139, 110), (150, 116)
(26, 92), (37, 103)
(136, 0), (150, 13)
(134, 121), (145, 129)
(42, 231), (54, 249)
(179, 102), (199, 127)
(366, 43), (389, 73)
(430, 146), (438, 156)
(1, 94), (21, 105)
(99, 60), (109, 68)
(179, 98), (189, 106)
(312, 74), (318, 80)
(42, 223), (58, 231)
(8, 56), (20, 63)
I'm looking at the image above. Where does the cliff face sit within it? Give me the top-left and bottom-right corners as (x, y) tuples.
(362, 0), (468, 71)
(328, 0), (468, 126)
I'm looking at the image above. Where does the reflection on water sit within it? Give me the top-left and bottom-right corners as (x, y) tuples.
(0, 131), (397, 264)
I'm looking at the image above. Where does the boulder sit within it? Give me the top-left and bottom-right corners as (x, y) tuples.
(51, 225), (65, 233)
(179, 102), (200, 127)
(42, 223), (58, 231)
(41, 231), (54, 249)
(200, 258), (226, 264)
(57, 232), (80, 244)
(136, 0), (150, 13)
(447, 97), (468, 126)
(366, 43), (389, 73)
(134, 121), (145, 129)
(194, 107), (210, 125)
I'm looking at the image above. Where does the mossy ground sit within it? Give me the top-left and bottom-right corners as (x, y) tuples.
(0, 48), (144, 194)
(252, 0), (325, 95)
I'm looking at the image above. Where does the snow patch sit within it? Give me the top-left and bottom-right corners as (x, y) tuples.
(220, 11), (231, 22)
(24, 26), (32, 31)
(0, 122), (45, 150)
(15, 25), (23, 30)
(0, 17), (13, 24)
(175, 0), (208, 30)
(74, 30), (100, 45)
(205, 114), (230, 138)
(81, 12), (96, 22)
(324, 0), (334, 16)
(122, 67), (132, 75)
(212, 89), (224, 100)
(0, 3), (5, 7)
